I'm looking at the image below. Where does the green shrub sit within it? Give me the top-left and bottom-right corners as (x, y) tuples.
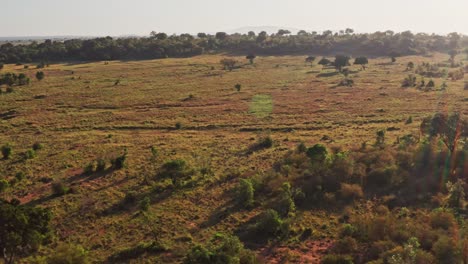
(159, 159), (193, 186)
(111, 151), (127, 170)
(306, 144), (328, 161)
(235, 84), (242, 92)
(15, 172), (25, 181)
(48, 243), (90, 264)
(0, 179), (9, 193)
(1, 144), (12, 159)
(52, 181), (70, 196)
(237, 179), (254, 208)
(83, 162), (96, 174)
(175, 122), (182, 129)
(139, 197), (150, 211)
(36, 71), (45, 81)
(339, 224), (357, 238)
(257, 135), (273, 149)
(276, 182), (295, 216)
(254, 209), (284, 238)
(184, 234), (258, 264)
(25, 149), (36, 159)
(96, 159), (106, 172)
(32, 142), (44, 151)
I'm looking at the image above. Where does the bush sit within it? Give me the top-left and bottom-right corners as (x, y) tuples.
(96, 159), (106, 172)
(1, 144), (12, 159)
(111, 151), (127, 170)
(276, 182), (295, 216)
(430, 210), (456, 230)
(402, 74), (417, 87)
(48, 243), (90, 264)
(426, 79), (435, 88)
(159, 159), (193, 186)
(339, 183), (363, 201)
(25, 149), (36, 159)
(333, 237), (358, 254)
(321, 254), (354, 264)
(184, 234), (258, 264)
(36, 71), (45, 81)
(32, 142), (44, 151)
(175, 122), (182, 129)
(52, 181), (70, 196)
(237, 179), (254, 208)
(432, 236), (461, 264)
(307, 144), (328, 161)
(255, 209), (282, 235)
(235, 83), (242, 92)
(0, 179), (9, 193)
(256, 135), (273, 149)
(139, 197), (150, 211)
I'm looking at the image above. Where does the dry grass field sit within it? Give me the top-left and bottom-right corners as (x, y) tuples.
(0, 53), (466, 263)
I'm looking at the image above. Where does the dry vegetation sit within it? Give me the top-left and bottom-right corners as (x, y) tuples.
(0, 52), (467, 263)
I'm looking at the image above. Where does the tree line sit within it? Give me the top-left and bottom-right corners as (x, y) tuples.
(0, 30), (466, 63)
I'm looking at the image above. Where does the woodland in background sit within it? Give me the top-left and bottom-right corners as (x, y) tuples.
(0, 30), (467, 63)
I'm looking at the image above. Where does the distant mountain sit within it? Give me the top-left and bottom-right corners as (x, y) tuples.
(226, 26), (303, 35)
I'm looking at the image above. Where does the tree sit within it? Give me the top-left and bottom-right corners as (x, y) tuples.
(421, 112), (467, 178)
(354, 57), (368, 70)
(333, 55), (351, 72)
(406, 61), (414, 70)
(215, 32), (227, 41)
(318, 57), (331, 67)
(448, 50), (458, 67)
(277, 29), (291, 36)
(256, 31), (268, 43)
(197, 33), (207, 38)
(345, 28), (354, 34)
(305, 56), (316, 66)
(0, 199), (52, 264)
(246, 54), (256, 64)
(421, 112), (467, 154)
(36, 71), (45, 81)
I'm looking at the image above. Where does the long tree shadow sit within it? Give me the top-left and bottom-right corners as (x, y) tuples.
(316, 71), (340, 78)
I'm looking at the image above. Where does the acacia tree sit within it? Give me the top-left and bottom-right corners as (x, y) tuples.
(305, 56), (316, 66)
(246, 54), (256, 64)
(421, 112), (468, 177)
(333, 55), (351, 72)
(354, 57), (368, 70)
(0, 199), (52, 264)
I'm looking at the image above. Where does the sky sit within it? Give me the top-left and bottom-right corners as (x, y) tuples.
(1, 0), (467, 37)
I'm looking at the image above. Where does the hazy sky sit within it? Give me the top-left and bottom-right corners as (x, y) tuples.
(2, 0), (467, 36)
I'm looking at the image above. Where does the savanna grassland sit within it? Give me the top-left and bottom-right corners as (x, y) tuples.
(0, 52), (467, 263)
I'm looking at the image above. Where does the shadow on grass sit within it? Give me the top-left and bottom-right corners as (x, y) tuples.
(316, 71), (340, 78)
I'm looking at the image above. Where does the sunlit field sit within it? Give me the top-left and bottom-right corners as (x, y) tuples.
(1, 52), (467, 263)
